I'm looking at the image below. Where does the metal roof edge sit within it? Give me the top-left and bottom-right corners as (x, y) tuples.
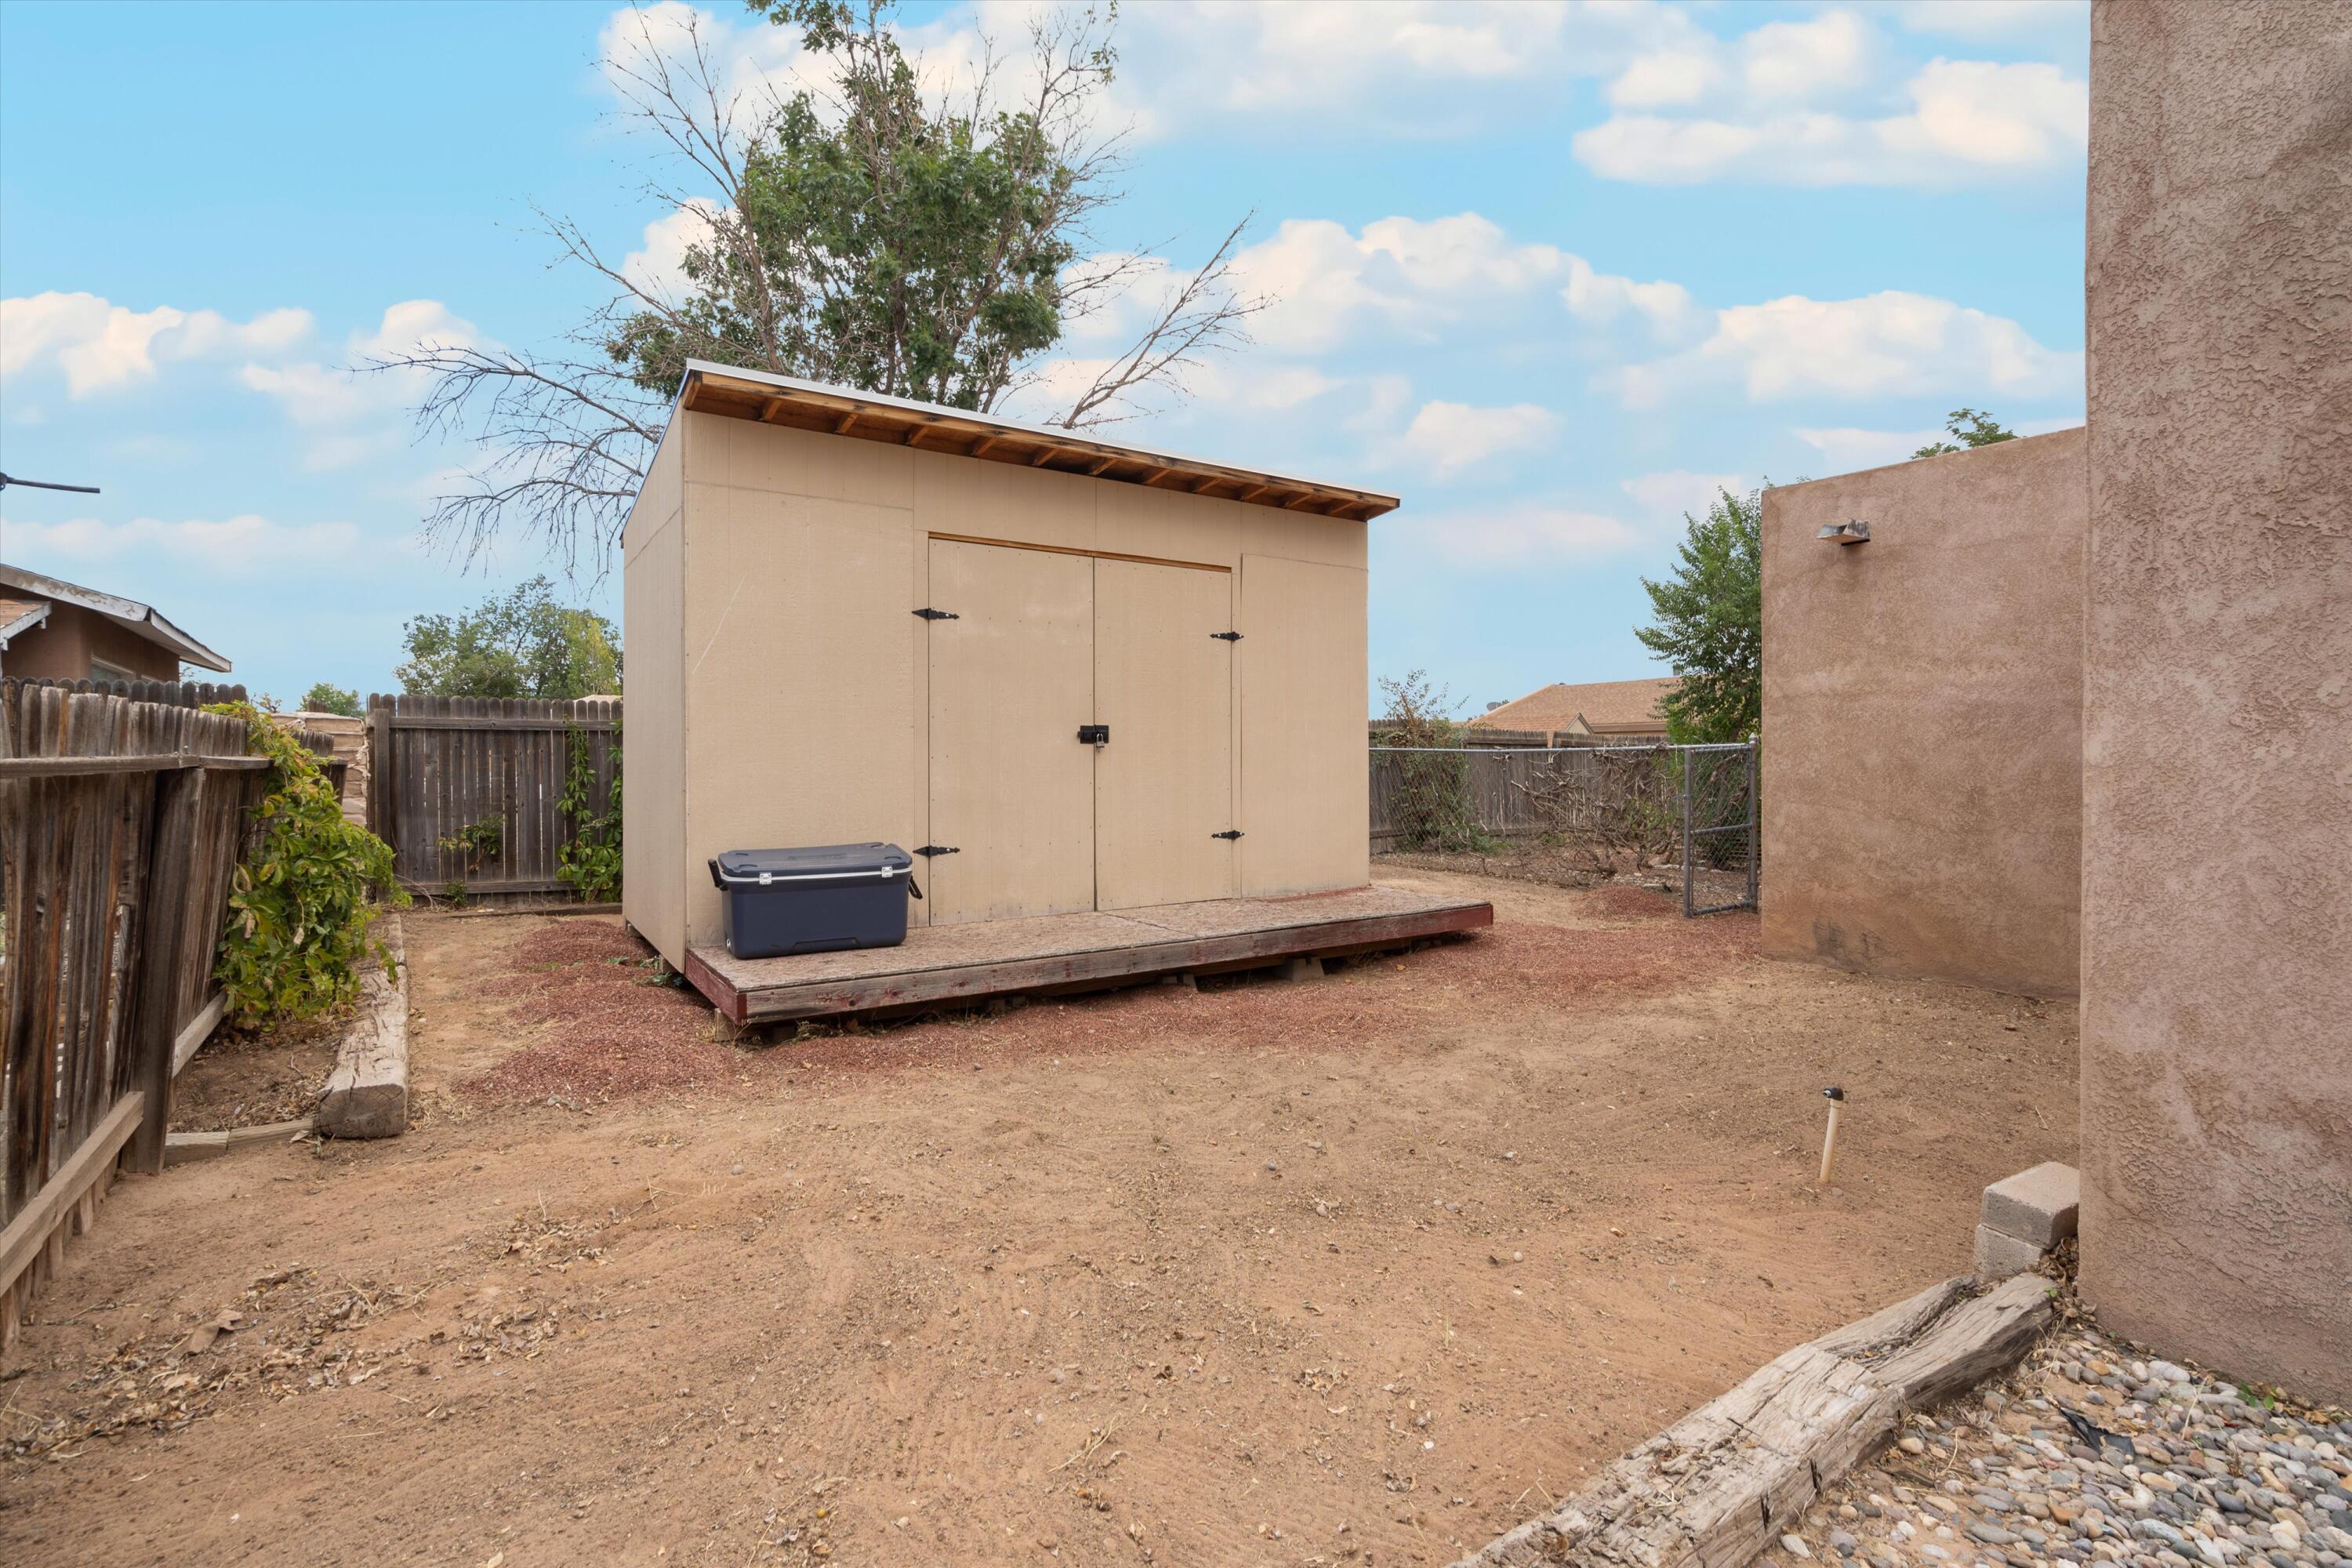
(0, 563), (231, 671)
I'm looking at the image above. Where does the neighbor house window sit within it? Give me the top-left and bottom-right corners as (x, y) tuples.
(90, 659), (135, 683)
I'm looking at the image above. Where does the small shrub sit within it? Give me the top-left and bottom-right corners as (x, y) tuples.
(205, 702), (407, 1027)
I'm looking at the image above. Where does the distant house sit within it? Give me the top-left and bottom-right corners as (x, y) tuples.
(1468, 676), (1680, 742)
(0, 563), (231, 682)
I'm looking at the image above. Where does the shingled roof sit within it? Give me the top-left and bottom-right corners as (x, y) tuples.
(1470, 677), (1680, 736)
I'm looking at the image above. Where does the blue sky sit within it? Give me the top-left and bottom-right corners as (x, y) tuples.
(0, 0), (2088, 710)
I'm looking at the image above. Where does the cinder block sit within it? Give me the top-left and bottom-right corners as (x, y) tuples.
(1980, 1160), (2080, 1247)
(1974, 1223), (2046, 1282)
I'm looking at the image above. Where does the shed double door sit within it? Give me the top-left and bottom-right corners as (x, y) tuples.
(925, 538), (1236, 924)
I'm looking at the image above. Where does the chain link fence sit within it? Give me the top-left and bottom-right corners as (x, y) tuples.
(1370, 739), (1759, 916)
(1674, 741), (1759, 916)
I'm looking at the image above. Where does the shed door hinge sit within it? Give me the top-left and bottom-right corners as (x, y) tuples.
(1211, 829), (1244, 840)
(1211, 630), (1243, 641)
(913, 607), (959, 620)
(915, 844), (960, 857)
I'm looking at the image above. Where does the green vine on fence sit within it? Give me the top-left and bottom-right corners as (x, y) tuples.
(436, 815), (503, 873)
(204, 702), (407, 1026)
(556, 722), (622, 902)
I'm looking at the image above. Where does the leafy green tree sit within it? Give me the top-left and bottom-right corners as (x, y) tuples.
(1635, 487), (1762, 744)
(300, 681), (363, 717)
(379, 0), (1258, 572)
(395, 576), (622, 699)
(1912, 408), (2016, 459)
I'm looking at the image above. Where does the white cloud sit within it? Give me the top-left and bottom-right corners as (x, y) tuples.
(1794, 426), (1947, 471)
(1106, 0), (1700, 141)
(1560, 256), (1700, 340)
(1607, 46), (1722, 109)
(2, 514), (363, 572)
(1742, 11), (1873, 100)
(1622, 470), (1749, 524)
(1409, 505), (1645, 568)
(1890, 60), (2087, 166)
(1577, 9), (2086, 187)
(1186, 361), (1340, 413)
(0, 292), (311, 397)
(1614, 290), (2082, 408)
(235, 300), (482, 466)
(1231, 213), (1690, 357)
(1398, 401), (1555, 478)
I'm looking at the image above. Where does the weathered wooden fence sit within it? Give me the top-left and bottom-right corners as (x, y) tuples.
(365, 695), (620, 903)
(1367, 721), (1559, 750)
(1370, 744), (1666, 845)
(0, 681), (270, 1350)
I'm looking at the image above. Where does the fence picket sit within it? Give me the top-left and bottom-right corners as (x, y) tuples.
(361, 694), (621, 906)
(1, 680), (268, 1348)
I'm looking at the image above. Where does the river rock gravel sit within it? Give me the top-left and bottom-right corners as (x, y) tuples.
(1769, 1318), (2352, 1568)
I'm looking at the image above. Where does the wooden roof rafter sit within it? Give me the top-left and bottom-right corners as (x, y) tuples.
(677, 361), (1399, 521)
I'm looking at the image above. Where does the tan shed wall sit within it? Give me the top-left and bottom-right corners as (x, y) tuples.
(2078, 0), (2351, 1403)
(1759, 428), (2086, 998)
(681, 484), (921, 950)
(1238, 554), (1371, 897)
(622, 418), (688, 964)
(634, 412), (1371, 956)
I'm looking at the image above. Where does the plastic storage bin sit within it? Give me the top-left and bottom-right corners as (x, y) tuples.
(709, 843), (917, 959)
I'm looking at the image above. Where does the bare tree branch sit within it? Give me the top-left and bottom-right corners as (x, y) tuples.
(361, 340), (663, 582)
(1052, 215), (1268, 430)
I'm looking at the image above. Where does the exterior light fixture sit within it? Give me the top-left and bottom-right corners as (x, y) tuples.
(1816, 519), (1871, 545)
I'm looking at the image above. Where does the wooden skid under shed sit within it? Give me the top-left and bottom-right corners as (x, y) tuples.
(684, 885), (1494, 1024)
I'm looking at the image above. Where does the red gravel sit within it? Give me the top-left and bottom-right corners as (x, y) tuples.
(456, 900), (1759, 1108)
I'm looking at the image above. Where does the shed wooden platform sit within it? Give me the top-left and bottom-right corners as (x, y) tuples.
(683, 884), (1493, 1025)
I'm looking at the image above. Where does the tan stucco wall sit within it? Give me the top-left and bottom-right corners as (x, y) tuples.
(1, 601), (182, 681)
(622, 410), (1370, 967)
(2078, 0), (2351, 1402)
(1759, 428), (2085, 998)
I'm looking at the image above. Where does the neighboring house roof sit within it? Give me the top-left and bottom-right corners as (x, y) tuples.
(0, 595), (50, 647)
(0, 563), (232, 671)
(1470, 677), (1680, 734)
(674, 360), (1400, 522)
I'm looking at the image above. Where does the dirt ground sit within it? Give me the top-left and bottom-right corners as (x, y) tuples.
(1, 869), (2077, 1568)
(167, 1013), (345, 1134)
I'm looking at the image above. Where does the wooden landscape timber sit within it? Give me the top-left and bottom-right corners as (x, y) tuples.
(162, 1118), (314, 1169)
(684, 885), (1494, 1025)
(1450, 1274), (2055, 1568)
(0, 681), (269, 1354)
(314, 916), (410, 1140)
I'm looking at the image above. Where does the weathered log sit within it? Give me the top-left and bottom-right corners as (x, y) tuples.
(314, 918), (408, 1140)
(1450, 1273), (2054, 1568)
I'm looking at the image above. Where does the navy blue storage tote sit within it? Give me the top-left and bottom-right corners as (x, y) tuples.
(709, 843), (917, 959)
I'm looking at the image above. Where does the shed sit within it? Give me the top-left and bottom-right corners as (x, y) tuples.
(621, 361), (1413, 977)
